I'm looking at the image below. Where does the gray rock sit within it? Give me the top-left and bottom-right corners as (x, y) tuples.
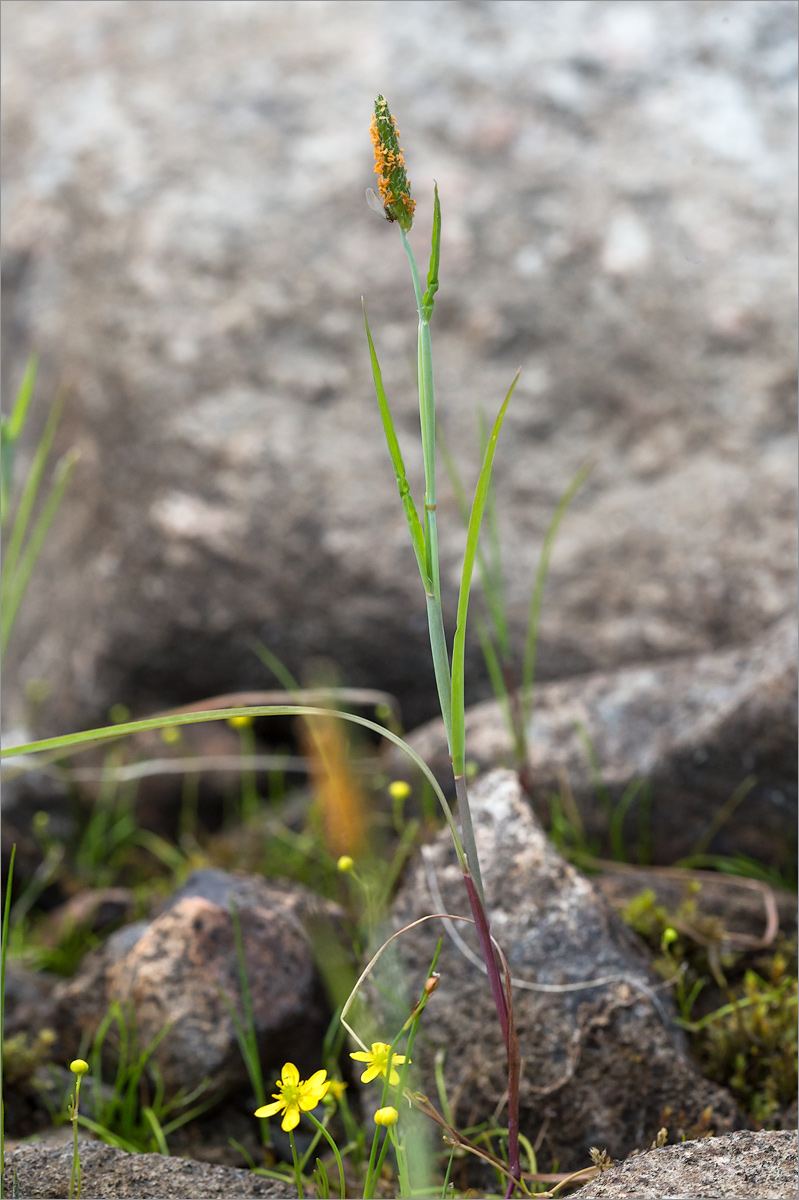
(1, 1138), (294, 1199)
(52, 869), (340, 1096)
(397, 615), (797, 867)
(570, 1128), (797, 1199)
(388, 770), (738, 1171)
(1, 1), (795, 737)
(3, 962), (59, 1040)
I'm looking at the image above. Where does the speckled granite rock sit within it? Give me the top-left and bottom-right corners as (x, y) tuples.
(396, 614), (797, 867)
(2, 0), (796, 737)
(388, 770), (739, 1171)
(570, 1129), (797, 1199)
(52, 869), (341, 1095)
(1, 1138), (295, 1199)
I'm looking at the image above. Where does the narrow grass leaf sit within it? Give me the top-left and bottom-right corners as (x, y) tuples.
(475, 616), (513, 746)
(1, 356), (38, 523)
(2, 448), (79, 657)
(689, 774), (758, 858)
(477, 412), (510, 661)
(1, 392), (66, 586)
(422, 184), (441, 321)
(75, 1116), (140, 1154)
(574, 722), (613, 819)
(609, 776), (646, 863)
(520, 460), (593, 727)
(451, 371), (519, 777)
(142, 1107), (169, 1155)
(363, 303), (427, 584)
(439, 423), (508, 655)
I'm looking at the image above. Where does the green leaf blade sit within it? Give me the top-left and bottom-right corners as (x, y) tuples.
(422, 184), (441, 322)
(363, 302), (428, 585)
(450, 370), (520, 777)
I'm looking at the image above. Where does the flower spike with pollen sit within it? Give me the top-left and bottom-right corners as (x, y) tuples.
(370, 95), (416, 232)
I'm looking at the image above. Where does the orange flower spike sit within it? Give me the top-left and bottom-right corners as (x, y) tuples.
(370, 95), (416, 232)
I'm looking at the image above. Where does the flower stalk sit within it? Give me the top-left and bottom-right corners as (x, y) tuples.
(365, 95), (523, 1193)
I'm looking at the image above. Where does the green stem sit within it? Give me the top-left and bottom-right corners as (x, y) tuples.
(289, 1129), (304, 1200)
(69, 1078), (82, 1199)
(308, 1114), (345, 1200)
(372, 1127), (393, 1191)
(362, 1116), (382, 1200)
(401, 226), (453, 754)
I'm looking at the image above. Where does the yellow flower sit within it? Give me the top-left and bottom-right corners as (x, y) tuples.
(388, 780), (411, 800)
(374, 1106), (399, 1126)
(254, 1063), (328, 1132)
(70, 1059), (89, 1076)
(324, 1078), (348, 1103)
(337, 855), (354, 873)
(350, 1042), (409, 1087)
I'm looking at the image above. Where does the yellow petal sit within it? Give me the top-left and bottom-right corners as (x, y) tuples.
(282, 1105), (301, 1132)
(281, 1063), (300, 1086)
(306, 1069), (328, 1089)
(350, 1051), (369, 1062)
(361, 1065), (380, 1083)
(254, 1100), (284, 1118)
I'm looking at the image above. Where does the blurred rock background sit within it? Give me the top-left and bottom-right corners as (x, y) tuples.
(2, 0), (797, 737)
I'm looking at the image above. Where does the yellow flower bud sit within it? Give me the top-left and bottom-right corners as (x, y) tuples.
(374, 1105), (399, 1126)
(337, 855), (354, 873)
(387, 780), (411, 800)
(70, 1059), (89, 1076)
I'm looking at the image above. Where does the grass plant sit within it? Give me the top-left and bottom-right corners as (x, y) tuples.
(440, 427), (592, 794)
(2, 96), (796, 1200)
(1, 357), (78, 659)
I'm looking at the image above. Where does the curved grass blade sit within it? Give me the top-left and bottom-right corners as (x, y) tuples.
(2, 706), (467, 871)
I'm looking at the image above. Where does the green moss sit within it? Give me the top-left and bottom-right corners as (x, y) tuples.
(620, 885), (798, 1125)
(2, 1028), (57, 1087)
(696, 954), (797, 1124)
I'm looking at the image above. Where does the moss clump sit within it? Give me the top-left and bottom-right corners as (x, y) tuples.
(2, 1027), (57, 1087)
(621, 884), (798, 1125)
(697, 953), (797, 1124)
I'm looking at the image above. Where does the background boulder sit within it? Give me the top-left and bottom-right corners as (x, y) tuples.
(397, 614), (797, 867)
(52, 869), (341, 1096)
(2, 0), (796, 735)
